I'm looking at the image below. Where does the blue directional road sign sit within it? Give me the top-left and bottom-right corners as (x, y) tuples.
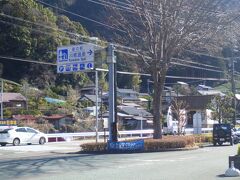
(57, 44), (94, 73)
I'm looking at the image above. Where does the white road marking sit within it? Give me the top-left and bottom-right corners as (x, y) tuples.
(0, 144), (76, 152)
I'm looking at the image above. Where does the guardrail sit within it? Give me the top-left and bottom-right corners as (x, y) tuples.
(46, 128), (213, 142)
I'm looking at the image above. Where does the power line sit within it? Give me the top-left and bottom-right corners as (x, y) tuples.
(115, 49), (226, 74)
(0, 20), (226, 75)
(0, 19), (80, 43)
(185, 49), (229, 61)
(0, 55), (56, 65)
(33, 0), (235, 65)
(85, 0), (240, 63)
(96, 68), (227, 81)
(0, 13), (105, 49)
(87, 0), (135, 13)
(172, 57), (221, 70)
(1, 16), (222, 73)
(0, 55), (227, 81)
(35, 0), (126, 33)
(171, 62), (224, 74)
(0, 9), (230, 75)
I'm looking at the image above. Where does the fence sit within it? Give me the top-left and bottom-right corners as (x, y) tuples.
(46, 128), (213, 142)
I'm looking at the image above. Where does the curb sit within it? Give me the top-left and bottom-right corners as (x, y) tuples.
(75, 146), (199, 154)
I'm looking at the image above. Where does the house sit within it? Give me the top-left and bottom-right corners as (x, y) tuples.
(117, 105), (153, 130)
(80, 84), (96, 95)
(83, 106), (100, 116)
(175, 95), (216, 128)
(101, 111), (144, 130)
(79, 94), (102, 105)
(12, 115), (37, 124)
(2, 93), (27, 110)
(197, 84), (213, 91)
(43, 114), (75, 130)
(117, 88), (139, 102)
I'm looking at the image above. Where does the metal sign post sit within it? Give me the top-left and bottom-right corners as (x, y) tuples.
(95, 70), (99, 142)
(1, 79), (3, 120)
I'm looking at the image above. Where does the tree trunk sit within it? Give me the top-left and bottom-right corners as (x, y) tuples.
(152, 69), (166, 139)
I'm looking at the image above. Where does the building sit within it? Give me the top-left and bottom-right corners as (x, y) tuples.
(12, 115), (36, 124)
(117, 88), (139, 102)
(43, 114), (75, 130)
(2, 93), (27, 110)
(175, 95), (216, 128)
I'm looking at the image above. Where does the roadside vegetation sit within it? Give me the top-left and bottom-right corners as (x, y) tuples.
(80, 134), (212, 153)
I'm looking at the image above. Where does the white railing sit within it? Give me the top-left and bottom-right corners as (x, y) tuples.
(46, 128), (212, 142)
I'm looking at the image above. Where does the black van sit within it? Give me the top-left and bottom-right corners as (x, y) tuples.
(212, 124), (235, 146)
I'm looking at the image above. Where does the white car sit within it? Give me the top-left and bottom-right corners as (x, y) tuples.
(0, 127), (48, 146)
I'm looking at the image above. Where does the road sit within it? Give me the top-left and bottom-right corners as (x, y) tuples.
(0, 141), (238, 180)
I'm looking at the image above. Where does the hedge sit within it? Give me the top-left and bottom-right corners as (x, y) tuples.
(80, 136), (195, 152)
(144, 136), (194, 151)
(193, 134), (212, 143)
(81, 142), (107, 152)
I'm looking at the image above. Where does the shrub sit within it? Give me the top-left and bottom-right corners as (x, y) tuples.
(80, 142), (107, 152)
(144, 136), (194, 152)
(193, 134), (212, 143)
(80, 136), (195, 152)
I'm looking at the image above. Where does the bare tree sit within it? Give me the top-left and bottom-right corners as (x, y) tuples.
(105, 0), (237, 138)
(171, 98), (188, 135)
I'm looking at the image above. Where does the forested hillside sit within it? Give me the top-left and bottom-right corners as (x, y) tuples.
(0, 0), (240, 93)
(0, 0), (94, 94)
(40, 0), (237, 88)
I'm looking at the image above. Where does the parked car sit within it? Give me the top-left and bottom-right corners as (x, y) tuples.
(212, 124), (237, 146)
(232, 128), (240, 143)
(0, 127), (48, 146)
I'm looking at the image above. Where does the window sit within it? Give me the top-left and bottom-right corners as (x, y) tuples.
(27, 128), (37, 133)
(16, 128), (27, 132)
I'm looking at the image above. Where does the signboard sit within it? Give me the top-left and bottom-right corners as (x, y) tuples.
(57, 44), (94, 73)
(108, 139), (144, 152)
(0, 119), (17, 131)
(0, 119), (17, 126)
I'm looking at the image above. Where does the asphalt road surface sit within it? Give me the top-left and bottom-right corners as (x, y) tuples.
(0, 141), (239, 180)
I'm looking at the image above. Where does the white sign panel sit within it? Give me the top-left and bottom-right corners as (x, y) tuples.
(57, 44), (94, 73)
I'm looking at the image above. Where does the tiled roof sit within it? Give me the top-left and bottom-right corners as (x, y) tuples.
(81, 94), (102, 103)
(176, 95), (213, 110)
(1, 93), (26, 102)
(117, 88), (138, 94)
(43, 114), (66, 120)
(118, 106), (152, 117)
(198, 90), (224, 96)
(13, 115), (36, 120)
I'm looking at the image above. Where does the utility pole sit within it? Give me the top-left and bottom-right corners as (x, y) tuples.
(107, 43), (118, 142)
(95, 70), (99, 142)
(231, 56), (236, 126)
(1, 79), (3, 120)
(147, 79), (150, 94)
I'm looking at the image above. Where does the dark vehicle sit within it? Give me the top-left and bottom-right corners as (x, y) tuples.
(213, 124), (236, 146)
